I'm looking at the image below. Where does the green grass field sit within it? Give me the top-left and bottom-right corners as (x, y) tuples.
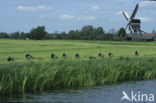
(0, 39), (156, 62)
(0, 39), (156, 96)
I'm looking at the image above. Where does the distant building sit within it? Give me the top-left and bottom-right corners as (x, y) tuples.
(26, 38), (29, 40)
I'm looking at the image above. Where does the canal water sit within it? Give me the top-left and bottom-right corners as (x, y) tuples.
(1, 80), (156, 103)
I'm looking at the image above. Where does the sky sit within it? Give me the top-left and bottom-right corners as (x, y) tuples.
(0, 0), (156, 33)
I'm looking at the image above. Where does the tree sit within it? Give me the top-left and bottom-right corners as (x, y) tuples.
(81, 25), (93, 32)
(80, 25), (94, 40)
(60, 32), (67, 40)
(118, 28), (126, 37)
(11, 31), (20, 39)
(68, 30), (80, 40)
(100, 33), (113, 40)
(81, 25), (93, 36)
(0, 32), (9, 38)
(95, 27), (105, 40)
(67, 25), (107, 40)
(96, 27), (104, 35)
(20, 32), (27, 39)
(30, 26), (47, 40)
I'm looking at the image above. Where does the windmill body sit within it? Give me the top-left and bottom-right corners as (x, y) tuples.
(130, 19), (141, 34)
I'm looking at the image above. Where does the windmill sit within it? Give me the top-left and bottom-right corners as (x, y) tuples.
(123, 4), (142, 40)
(123, 3), (155, 41)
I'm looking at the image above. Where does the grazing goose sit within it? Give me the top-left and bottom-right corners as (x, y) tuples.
(63, 53), (67, 58)
(75, 53), (80, 58)
(108, 52), (113, 58)
(26, 54), (33, 60)
(7, 56), (14, 61)
(51, 53), (58, 59)
(90, 56), (96, 59)
(98, 53), (104, 58)
(135, 50), (139, 56)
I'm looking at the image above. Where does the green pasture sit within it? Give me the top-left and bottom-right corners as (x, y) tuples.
(0, 39), (156, 63)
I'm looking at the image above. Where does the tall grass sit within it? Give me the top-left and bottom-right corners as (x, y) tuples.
(0, 57), (156, 96)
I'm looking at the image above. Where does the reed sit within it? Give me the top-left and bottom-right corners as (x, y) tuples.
(0, 57), (156, 96)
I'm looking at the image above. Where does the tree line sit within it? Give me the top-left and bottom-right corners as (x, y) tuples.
(0, 26), (47, 40)
(1, 25), (154, 40)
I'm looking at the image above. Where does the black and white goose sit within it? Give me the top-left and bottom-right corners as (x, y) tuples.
(7, 56), (14, 62)
(51, 53), (58, 59)
(26, 54), (33, 60)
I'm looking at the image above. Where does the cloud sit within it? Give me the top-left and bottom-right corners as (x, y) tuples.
(83, 5), (100, 14)
(83, 11), (88, 14)
(39, 15), (46, 19)
(17, 5), (52, 12)
(115, 11), (123, 15)
(59, 14), (96, 21)
(76, 16), (96, 21)
(90, 5), (99, 11)
(59, 14), (75, 20)
(138, 17), (153, 22)
(83, 16), (96, 20)
(140, 1), (156, 7)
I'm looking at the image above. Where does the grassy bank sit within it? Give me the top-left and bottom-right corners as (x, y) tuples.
(0, 40), (156, 63)
(0, 57), (156, 96)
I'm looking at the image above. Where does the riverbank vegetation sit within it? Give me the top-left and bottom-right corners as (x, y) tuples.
(0, 40), (156, 96)
(0, 57), (156, 96)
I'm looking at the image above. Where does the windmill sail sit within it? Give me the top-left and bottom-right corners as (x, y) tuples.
(130, 4), (139, 19)
(123, 11), (130, 21)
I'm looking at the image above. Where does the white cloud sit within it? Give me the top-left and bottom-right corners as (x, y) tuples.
(59, 14), (75, 20)
(17, 5), (52, 12)
(59, 14), (96, 21)
(39, 15), (46, 19)
(83, 5), (100, 14)
(76, 16), (96, 21)
(115, 11), (123, 15)
(90, 5), (99, 11)
(83, 16), (96, 20)
(138, 17), (153, 22)
(83, 11), (88, 14)
(140, 1), (156, 7)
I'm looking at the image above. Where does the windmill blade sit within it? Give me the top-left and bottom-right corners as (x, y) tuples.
(130, 4), (139, 19)
(126, 23), (129, 30)
(129, 25), (134, 33)
(123, 11), (130, 21)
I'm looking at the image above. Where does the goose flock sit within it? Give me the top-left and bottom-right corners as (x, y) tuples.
(7, 50), (139, 62)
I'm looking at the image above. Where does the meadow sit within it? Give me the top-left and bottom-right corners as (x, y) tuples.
(0, 39), (156, 96)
